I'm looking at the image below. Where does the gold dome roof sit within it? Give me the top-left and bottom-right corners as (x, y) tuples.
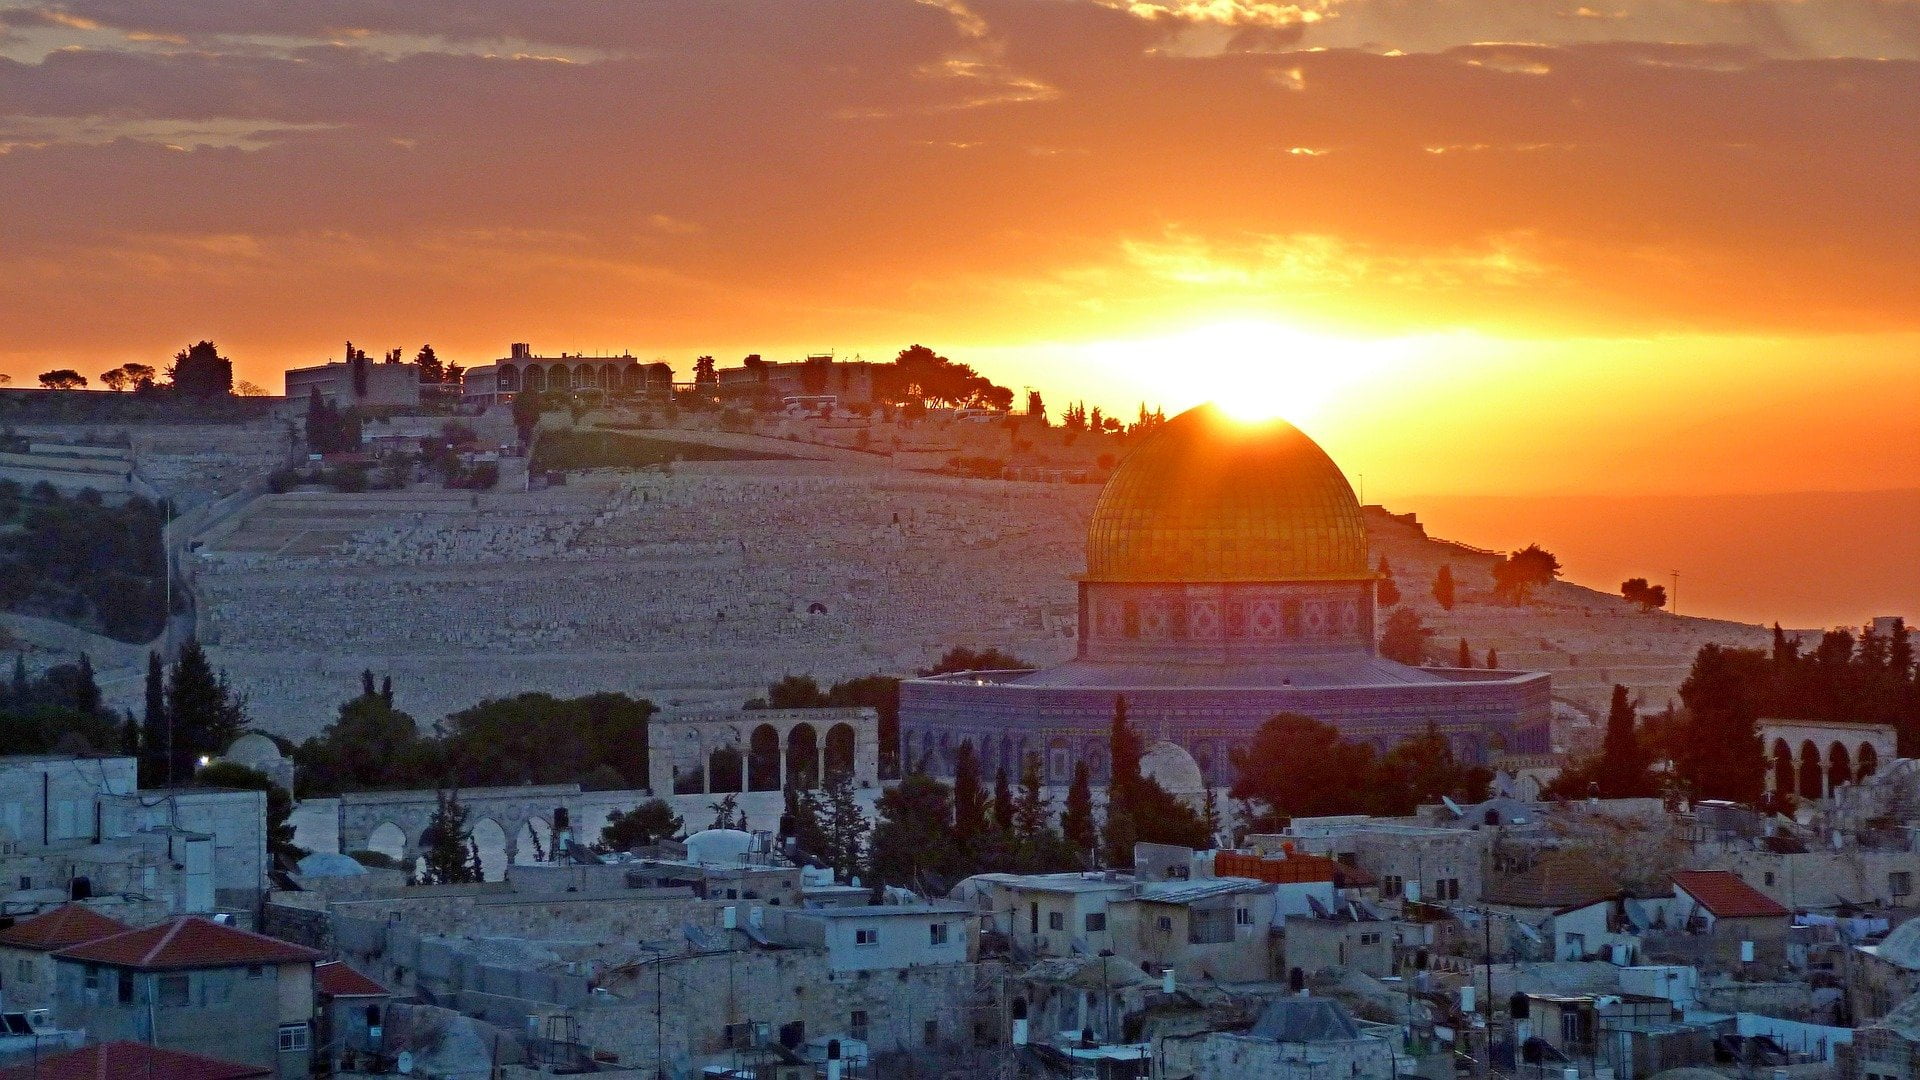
(1084, 404), (1369, 583)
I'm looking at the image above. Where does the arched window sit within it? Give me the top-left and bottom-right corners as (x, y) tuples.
(1828, 742), (1852, 792)
(709, 746), (744, 793)
(1798, 741), (1823, 798)
(788, 724), (820, 791)
(824, 724), (856, 783)
(524, 364), (546, 391)
(1771, 739), (1794, 796)
(1858, 742), (1880, 781)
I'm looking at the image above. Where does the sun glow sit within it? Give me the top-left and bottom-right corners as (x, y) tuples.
(1076, 319), (1417, 425)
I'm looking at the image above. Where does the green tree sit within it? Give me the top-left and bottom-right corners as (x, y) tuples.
(1378, 608), (1428, 665)
(1621, 577), (1668, 612)
(1231, 713), (1379, 828)
(164, 640), (246, 783)
(708, 793), (744, 831)
(1104, 695), (1209, 861)
(815, 773), (871, 881)
(952, 741), (988, 846)
(1433, 565), (1456, 610)
(1486, 648), (1499, 669)
(693, 355), (718, 388)
(139, 650), (168, 786)
(414, 344), (445, 383)
(38, 370), (87, 390)
(1062, 761), (1097, 859)
(168, 340), (233, 398)
(869, 774), (955, 890)
(196, 762), (304, 865)
(1492, 543), (1561, 605)
(419, 790), (480, 885)
(293, 693), (443, 795)
(1457, 638), (1472, 668)
(1676, 645), (1770, 803)
(1373, 723), (1491, 815)
(1376, 556), (1401, 608)
(992, 766), (1014, 832)
(511, 388), (545, 445)
(1596, 684), (1656, 797)
(599, 800), (684, 852)
(918, 646), (1030, 676)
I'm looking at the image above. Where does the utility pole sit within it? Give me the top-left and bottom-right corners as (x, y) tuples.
(1670, 570), (1680, 616)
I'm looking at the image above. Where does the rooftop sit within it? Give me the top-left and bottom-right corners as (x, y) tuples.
(0, 1042), (270, 1080)
(53, 917), (323, 971)
(1672, 870), (1790, 919)
(0, 904), (133, 951)
(314, 960), (389, 998)
(797, 902), (973, 919)
(1137, 878), (1269, 904)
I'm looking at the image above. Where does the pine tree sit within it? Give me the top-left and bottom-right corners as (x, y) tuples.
(420, 790), (478, 885)
(1062, 761), (1097, 859)
(361, 669), (376, 699)
(817, 773), (871, 882)
(380, 675), (394, 707)
(467, 839), (485, 882)
(1012, 755), (1052, 850)
(120, 709), (140, 757)
(165, 640), (246, 779)
(1458, 639), (1472, 668)
(993, 766), (1014, 832)
(1433, 565), (1456, 610)
(1202, 786), (1222, 845)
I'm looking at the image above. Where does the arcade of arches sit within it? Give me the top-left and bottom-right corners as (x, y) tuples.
(1759, 719), (1896, 801)
(647, 708), (880, 796)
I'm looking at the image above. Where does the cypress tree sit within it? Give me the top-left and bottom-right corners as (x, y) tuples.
(1062, 761), (1097, 859)
(1597, 684), (1654, 798)
(166, 639), (245, 780)
(1486, 648), (1499, 669)
(1458, 639), (1472, 668)
(992, 766), (1014, 832)
(140, 650), (168, 786)
(74, 653), (100, 714)
(1433, 565), (1456, 610)
(952, 742), (987, 845)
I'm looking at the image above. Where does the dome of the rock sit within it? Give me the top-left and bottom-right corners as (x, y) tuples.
(1084, 404), (1368, 584)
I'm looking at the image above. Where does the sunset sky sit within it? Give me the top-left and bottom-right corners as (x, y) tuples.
(2, 0), (1917, 510)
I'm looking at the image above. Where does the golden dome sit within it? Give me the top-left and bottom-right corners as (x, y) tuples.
(1084, 404), (1369, 583)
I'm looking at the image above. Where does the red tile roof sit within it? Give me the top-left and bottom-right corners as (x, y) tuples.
(52, 917), (322, 971)
(0, 1041), (270, 1080)
(1673, 870), (1790, 919)
(314, 960), (389, 998)
(0, 905), (133, 951)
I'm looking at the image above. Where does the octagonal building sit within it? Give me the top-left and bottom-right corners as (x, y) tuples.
(899, 403), (1551, 787)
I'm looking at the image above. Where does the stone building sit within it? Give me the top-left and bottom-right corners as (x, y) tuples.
(460, 343), (672, 407)
(1762, 718), (1895, 801)
(901, 405), (1552, 785)
(0, 904), (133, 1009)
(1840, 990), (1920, 1080)
(715, 355), (880, 406)
(284, 347), (421, 409)
(1164, 996), (1397, 1080)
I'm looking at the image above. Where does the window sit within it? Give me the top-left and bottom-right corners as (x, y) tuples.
(1048, 911), (1064, 931)
(246, 965), (264, 979)
(1437, 878), (1460, 901)
(1360, 933), (1382, 946)
(1085, 913), (1106, 933)
(1764, 872), (1776, 887)
(929, 922), (950, 946)
(83, 967), (100, 993)
(854, 928), (878, 946)
(1236, 908), (1253, 926)
(1381, 875), (1403, 898)
(158, 975), (189, 1007)
(16, 959), (30, 984)
(117, 971), (133, 1005)
(1892, 872), (1912, 897)
(278, 1023), (310, 1052)
(924, 1019), (939, 1046)
(850, 1011), (869, 1041)
(1156, 916), (1174, 933)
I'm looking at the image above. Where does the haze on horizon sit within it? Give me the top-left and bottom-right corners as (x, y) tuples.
(1, 0), (1914, 623)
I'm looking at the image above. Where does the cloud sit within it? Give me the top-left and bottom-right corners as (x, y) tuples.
(0, 0), (1913, 384)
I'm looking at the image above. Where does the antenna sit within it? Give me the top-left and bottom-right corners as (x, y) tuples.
(1670, 570), (1680, 615)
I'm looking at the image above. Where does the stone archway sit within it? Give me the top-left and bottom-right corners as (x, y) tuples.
(469, 818), (509, 882)
(1828, 742), (1853, 792)
(787, 723), (820, 790)
(824, 723), (856, 783)
(748, 725), (782, 792)
(709, 746), (745, 794)
(362, 822), (408, 865)
(498, 365), (520, 392)
(1799, 741), (1823, 798)
(1771, 739), (1794, 796)
(524, 364), (545, 391)
(1859, 742), (1880, 781)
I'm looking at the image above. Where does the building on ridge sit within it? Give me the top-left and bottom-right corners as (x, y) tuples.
(460, 343), (672, 407)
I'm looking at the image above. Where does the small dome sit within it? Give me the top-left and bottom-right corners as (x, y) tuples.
(224, 733), (285, 767)
(685, 828), (754, 864)
(1140, 741), (1206, 796)
(1086, 404), (1368, 584)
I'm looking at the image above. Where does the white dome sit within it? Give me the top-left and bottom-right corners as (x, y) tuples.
(685, 828), (754, 865)
(298, 852), (369, 878)
(1140, 741), (1206, 796)
(224, 732), (285, 767)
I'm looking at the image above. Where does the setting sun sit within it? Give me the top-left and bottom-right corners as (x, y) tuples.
(1072, 319), (1417, 425)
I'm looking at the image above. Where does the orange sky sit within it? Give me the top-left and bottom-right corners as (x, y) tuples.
(1, 0), (1917, 502)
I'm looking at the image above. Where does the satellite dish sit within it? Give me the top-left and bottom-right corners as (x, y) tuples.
(396, 1051), (414, 1074)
